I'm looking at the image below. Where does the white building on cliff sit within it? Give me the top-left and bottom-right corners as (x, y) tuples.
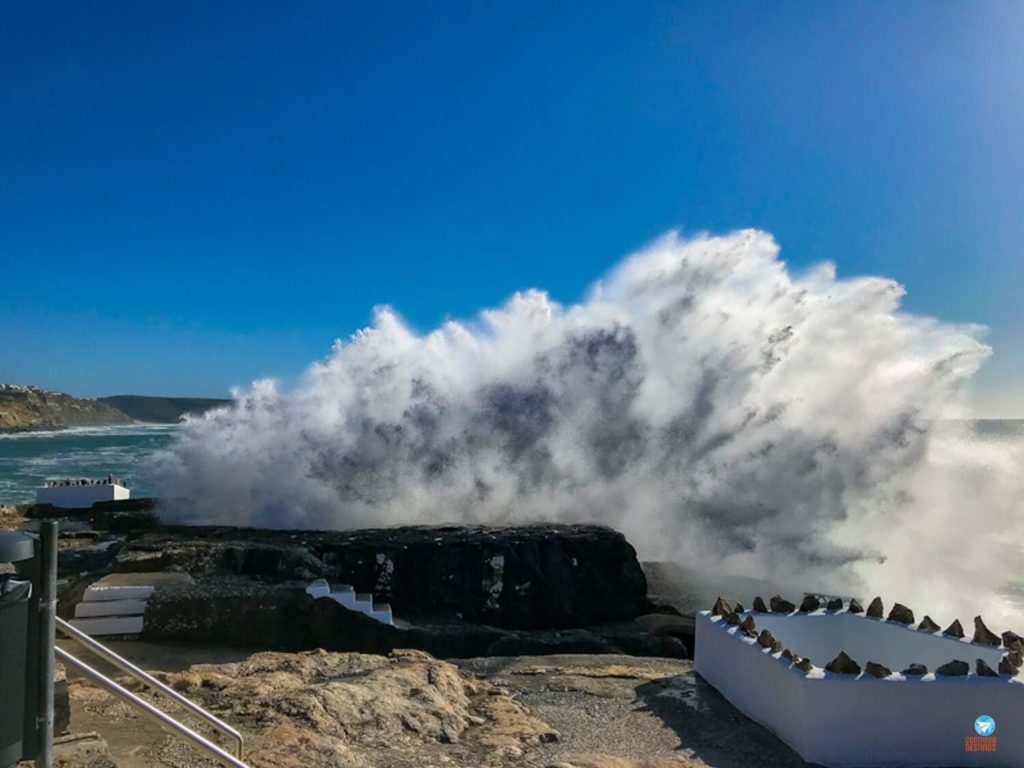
(36, 477), (130, 508)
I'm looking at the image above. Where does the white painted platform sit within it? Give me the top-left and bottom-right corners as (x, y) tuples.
(695, 609), (1024, 767)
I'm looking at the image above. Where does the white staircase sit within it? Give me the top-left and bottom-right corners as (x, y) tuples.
(306, 578), (394, 625)
(69, 583), (154, 635)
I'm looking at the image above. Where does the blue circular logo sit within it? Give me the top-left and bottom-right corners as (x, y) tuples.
(974, 715), (996, 736)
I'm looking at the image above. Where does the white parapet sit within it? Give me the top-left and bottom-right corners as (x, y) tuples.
(695, 610), (1024, 767)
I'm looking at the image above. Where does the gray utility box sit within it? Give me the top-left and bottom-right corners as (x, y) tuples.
(0, 532), (41, 768)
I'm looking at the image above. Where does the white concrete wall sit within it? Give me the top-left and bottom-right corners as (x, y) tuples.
(36, 484), (130, 508)
(695, 611), (1024, 767)
(752, 610), (1006, 671)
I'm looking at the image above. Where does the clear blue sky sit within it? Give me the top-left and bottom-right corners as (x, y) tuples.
(2, 2), (1022, 415)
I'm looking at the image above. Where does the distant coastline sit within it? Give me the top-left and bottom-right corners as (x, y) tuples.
(0, 383), (229, 434)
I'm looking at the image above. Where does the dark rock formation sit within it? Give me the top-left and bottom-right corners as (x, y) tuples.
(739, 615), (757, 637)
(864, 661), (892, 679)
(866, 597), (884, 618)
(943, 619), (965, 639)
(752, 596), (768, 613)
(795, 657), (812, 672)
(734, 602), (745, 613)
(901, 663), (928, 676)
(935, 659), (969, 677)
(887, 603), (914, 625)
(848, 598), (864, 614)
(756, 629), (774, 649)
(769, 595), (795, 613)
(724, 611), (742, 626)
(825, 597), (843, 611)
(825, 651), (861, 675)
(799, 594), (820, 612)
(973, 616), (1001, 647)
(976, 659), (999, 677)
(781, 649), (795, 662)
(120, 523), (647, 630)
(1002, 630), (1023, 649)
(917, 615), (940, 633)
(770, 639), (783, 653)
(141, 576), (688, 659)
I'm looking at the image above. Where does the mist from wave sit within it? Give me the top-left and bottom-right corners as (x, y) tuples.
(148, 230), (1024, 626)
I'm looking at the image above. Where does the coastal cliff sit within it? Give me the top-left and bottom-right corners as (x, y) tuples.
(98, 394), (230, 423)
(0, 385), (132, 433)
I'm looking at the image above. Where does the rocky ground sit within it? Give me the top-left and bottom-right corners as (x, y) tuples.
(57, 644), (810, 768)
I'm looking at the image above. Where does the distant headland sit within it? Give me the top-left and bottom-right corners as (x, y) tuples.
(0, 383), (229, 434)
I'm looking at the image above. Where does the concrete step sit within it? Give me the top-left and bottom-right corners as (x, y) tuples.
(74, 599), (149, 618)
(69, 615), (144, 636)
(82, 585), (155, 602)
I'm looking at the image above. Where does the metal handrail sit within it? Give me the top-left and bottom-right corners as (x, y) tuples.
(57, 648), (250, 768)
(55, 616), (245, 760)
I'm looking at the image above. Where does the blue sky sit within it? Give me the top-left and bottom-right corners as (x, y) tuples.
(1, 2), (1022, 415)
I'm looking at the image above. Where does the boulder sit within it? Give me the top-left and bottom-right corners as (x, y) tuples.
(711, 596), (734, 617)
(917, 615), (940, 633)
(739, 615), (756, 633)
(825, 651), (861, 675)
(901, 663), (928, 676)
(825, 598), (843, 611)
(799, 595), (820, 612)
(866, 597), (884, 618)
(752, 596), (768, 613)
(864, 661), (892, 679)
(723, 611), (742, 626)
(756, 629), (775, 649)
(1002, 630), (1023, 648)
(848, 598), (864, 614)
(770, 639), (783, 654)
(781, 649), (795, 662)
(976, 659), (999, 677)
(120, 523), (648, 630)
(973, 616), (1001, 647)
(769, 595), (795, 613)
(943, 619), (965, 639)
(734, 602), (745, 613)
(999, 651), (1022, 676)
(795, 657), (813, 672)
(887, 603), (914, 625)
(935, 659), (969, 677)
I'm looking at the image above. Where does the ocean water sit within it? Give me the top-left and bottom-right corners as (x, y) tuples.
(0, 424), (178, 503)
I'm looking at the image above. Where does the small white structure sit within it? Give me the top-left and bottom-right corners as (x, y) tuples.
(695, 598), (1024, 767)
(36, 479), (130, 509)
(306, 579), (394, 625)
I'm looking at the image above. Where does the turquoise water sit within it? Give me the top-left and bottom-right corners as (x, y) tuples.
(0, 424), (177, 503)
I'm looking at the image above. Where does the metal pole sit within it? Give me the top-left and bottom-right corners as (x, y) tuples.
(35, 521), (57, 768)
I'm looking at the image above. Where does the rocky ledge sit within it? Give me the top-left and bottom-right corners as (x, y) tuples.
(65, 649), (811, 768)
(111, 523), (650, 630)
